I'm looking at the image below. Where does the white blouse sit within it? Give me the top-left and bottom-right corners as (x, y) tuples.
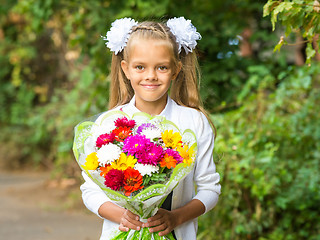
(80, 96), (221, 240)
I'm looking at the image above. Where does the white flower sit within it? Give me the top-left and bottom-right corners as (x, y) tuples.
(102, 18), (138, 55)
(166, 17), (201, 54)
(141, 128), (162, 140)
(96, 143), (121, 166)
(134, 163), (159, 176)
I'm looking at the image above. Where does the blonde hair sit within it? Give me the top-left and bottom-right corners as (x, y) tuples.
(108, 20), (216, 135)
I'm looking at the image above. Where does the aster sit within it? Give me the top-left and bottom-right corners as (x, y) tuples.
(96, 132), (116, 148)
(123, 167), (144, 196)
(136, 142), (164, 165)
(134, 163), (159, 176)
(111, 153), (137, 171)
(96, 143), (121, 166)
(104, 168), (125, 191)
(114, 116), (136, 129)
(140, 128), (162, 142)
(123, 135), (150, 156)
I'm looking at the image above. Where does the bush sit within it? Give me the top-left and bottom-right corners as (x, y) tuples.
(198, 63), (320, 240)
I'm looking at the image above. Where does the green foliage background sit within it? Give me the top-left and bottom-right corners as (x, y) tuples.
(1, 0), (319, 239)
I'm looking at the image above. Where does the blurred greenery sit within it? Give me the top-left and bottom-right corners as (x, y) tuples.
(0, 0), (319, 239)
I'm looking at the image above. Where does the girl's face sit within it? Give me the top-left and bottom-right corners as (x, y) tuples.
(121, 39), (180, 114)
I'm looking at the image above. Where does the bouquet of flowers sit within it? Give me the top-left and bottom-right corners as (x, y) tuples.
(73, 110), (197, 240)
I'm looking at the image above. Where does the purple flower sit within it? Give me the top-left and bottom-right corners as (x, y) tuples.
(137, 123), (157, 134)
(165, 148), (183, 164)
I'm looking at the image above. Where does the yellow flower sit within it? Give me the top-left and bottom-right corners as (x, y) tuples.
(82, 152), (99, 170)
(111, 153), (137, 171)
(177, 145), (195, 166)
(161, 130), (182, 149)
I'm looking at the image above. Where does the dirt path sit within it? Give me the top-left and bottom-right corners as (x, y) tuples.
(0, 171), (102, 240)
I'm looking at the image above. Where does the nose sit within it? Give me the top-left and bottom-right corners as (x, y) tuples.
(145, 68), (157, 81)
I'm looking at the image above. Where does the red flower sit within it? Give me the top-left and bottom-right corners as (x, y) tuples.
(114, 117), (136, 129)
(112, 127), (132, 142)
(123, 168), (144, 196)
(104, 169), (124, 191)
(96, 132), (116, 148)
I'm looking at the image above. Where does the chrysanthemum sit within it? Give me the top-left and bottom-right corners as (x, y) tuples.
(104, 168), (124, 191)
(96, 143), (121, 166)
(137, 123), (162, 141)
(134, 163), (159, 176)
(123, 167), (144, 196)
(111, 153), (137, 171)
(112, 126), (132, 142)
(82, 152), (99, 170)
(165, 148), (183, 164)
(96, 132), (115, 148)
(161, 130), (182, 149)
(123, 135), (150, 156)
(136, 142), (164, 165)
(160, 153), (177, 169)
(114, 116), (136, 129)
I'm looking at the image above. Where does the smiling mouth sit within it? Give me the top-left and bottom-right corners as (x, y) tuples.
(141, 84), (160, 89)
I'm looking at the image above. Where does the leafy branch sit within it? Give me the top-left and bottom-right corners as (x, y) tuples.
(263, 0), (320, 63)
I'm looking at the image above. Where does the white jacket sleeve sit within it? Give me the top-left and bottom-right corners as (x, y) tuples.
(192, 112), (221, 213)
(80, 171), (110, 218)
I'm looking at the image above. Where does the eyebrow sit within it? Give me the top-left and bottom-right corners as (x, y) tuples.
(131, 61), (171, 65)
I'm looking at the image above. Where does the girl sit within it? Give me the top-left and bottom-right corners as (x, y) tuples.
(80, 17), (221, 240)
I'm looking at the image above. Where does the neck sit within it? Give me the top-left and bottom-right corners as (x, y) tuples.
(134, 97), (168, 116)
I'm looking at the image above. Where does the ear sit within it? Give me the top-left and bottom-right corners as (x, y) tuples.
(172, 61), (182, 80)
(121, 60), (130, 79)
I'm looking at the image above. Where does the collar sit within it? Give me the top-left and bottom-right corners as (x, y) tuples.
(127, 95), (174, 117)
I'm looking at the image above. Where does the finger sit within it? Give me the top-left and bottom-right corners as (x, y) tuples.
(123, 211), (143, 229)
(158, 228), (171, 237)
(119, 223), (129, 232)
(148, 214), (162, 222)
(145, 218), (163, 228)
(122, 218), (142, 231)
(125, 210), (140, 221)
(149, 223), (167, 233)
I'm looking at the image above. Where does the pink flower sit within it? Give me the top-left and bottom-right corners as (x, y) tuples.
(96, 132), (115, 148)
(137, 142), (164, 165)
(114, 117), (136, 129)
(104, 169), (124, 191)
(123, 135), (150, 156)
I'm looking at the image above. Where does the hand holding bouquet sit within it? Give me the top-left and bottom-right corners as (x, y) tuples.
(73, 111), (197, 239)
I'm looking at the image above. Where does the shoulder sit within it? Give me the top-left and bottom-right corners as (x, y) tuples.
(170, 101), (213, 136)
